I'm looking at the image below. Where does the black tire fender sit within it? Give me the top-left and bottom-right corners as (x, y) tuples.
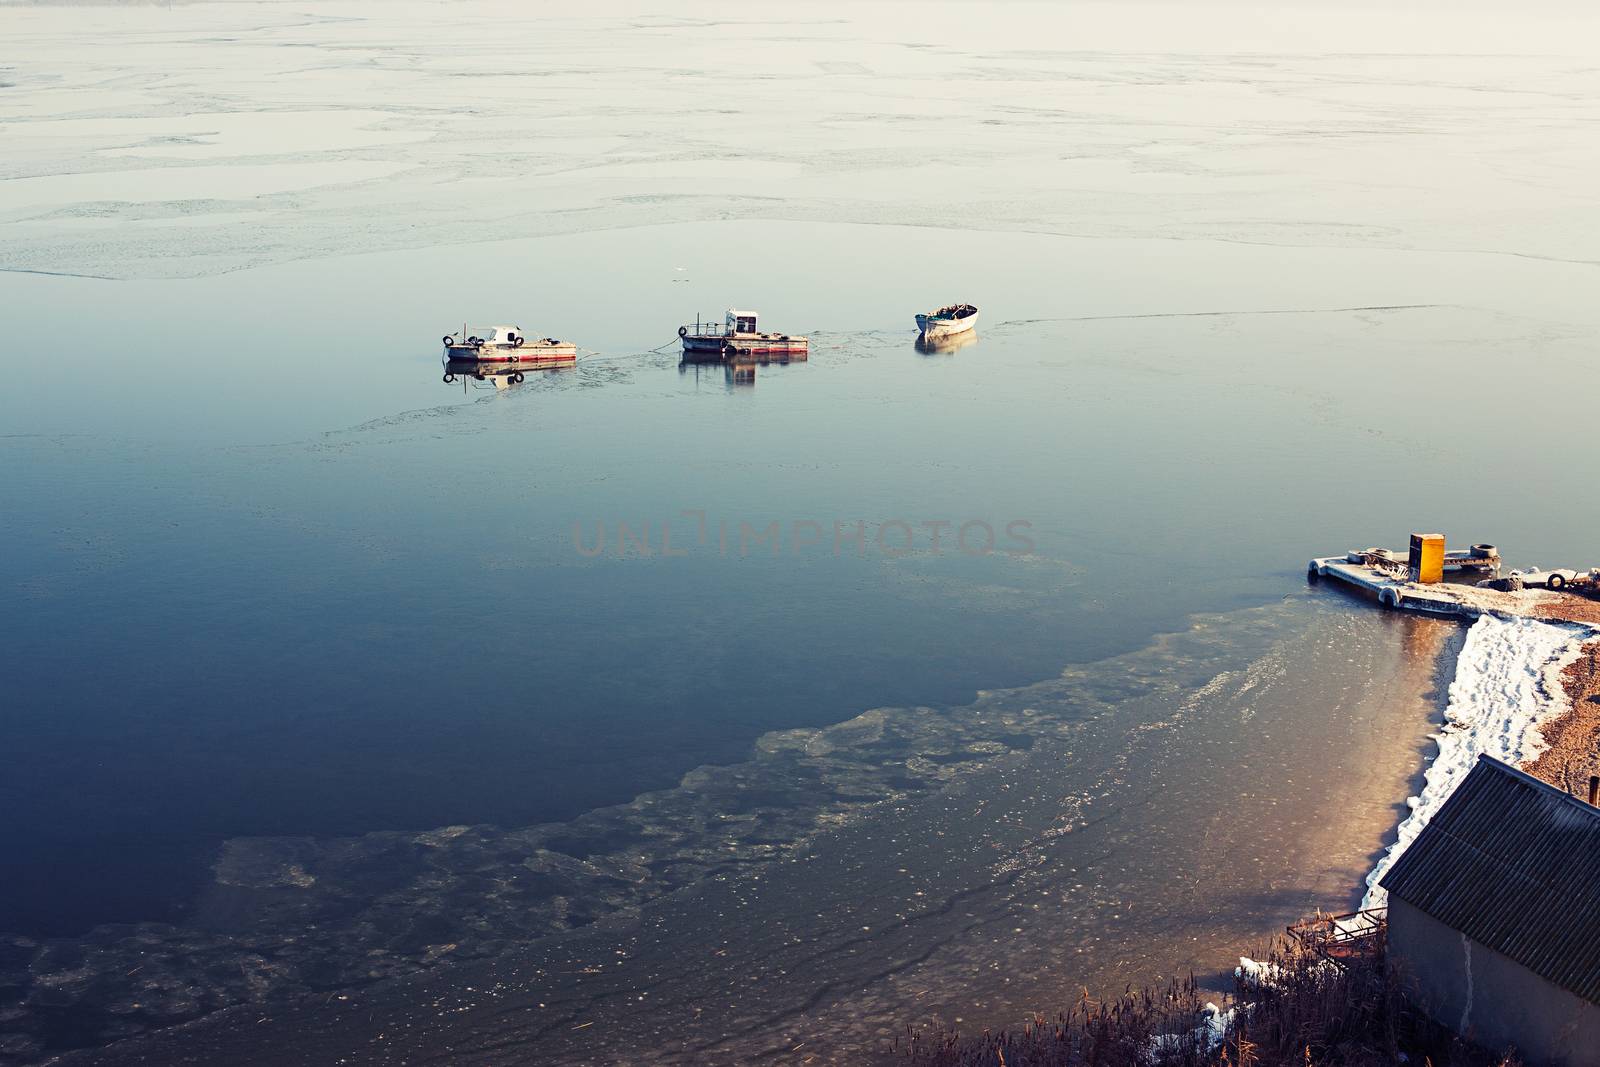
(678, 325), (689, 338)
(1548, 573), (1566, 590)
(442, 335), (455, 346)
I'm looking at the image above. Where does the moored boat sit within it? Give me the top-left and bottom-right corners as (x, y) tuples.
(442, 325), (576, 365)
(915, 303), (978, 338)
(679, 309), (808, 359)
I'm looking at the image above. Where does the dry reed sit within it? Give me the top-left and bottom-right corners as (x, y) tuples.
(896, 938), (1523, 1067)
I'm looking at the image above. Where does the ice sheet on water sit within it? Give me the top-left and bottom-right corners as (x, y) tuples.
(0, 161), (414, 214)
(1, 3), (1598, 278)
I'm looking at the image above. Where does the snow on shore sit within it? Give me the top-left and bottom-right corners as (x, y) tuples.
(1361, 614), (1593, 910)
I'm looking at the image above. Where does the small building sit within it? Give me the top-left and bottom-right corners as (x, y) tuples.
(1380, 756), (1600, 1066)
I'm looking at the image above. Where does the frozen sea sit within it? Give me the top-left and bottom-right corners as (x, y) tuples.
(2, 2), (1599, 1063)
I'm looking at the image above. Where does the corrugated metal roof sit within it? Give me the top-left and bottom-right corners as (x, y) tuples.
(1380, 755), (1600, 1005)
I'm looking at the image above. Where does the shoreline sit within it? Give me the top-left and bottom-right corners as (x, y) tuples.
(1359, 615), (1596, 910)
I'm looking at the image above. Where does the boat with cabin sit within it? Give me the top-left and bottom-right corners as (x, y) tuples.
(915, 303), (978, 339)
(441, 325), (576, 366)
(679, 310), (808, 360)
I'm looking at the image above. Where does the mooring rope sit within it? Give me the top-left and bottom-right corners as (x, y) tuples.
(572, 338), (683, 364)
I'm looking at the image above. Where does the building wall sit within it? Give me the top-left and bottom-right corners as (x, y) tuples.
(1388, 897), (1600, 1067)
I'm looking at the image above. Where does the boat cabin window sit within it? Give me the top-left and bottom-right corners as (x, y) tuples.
(734, 315), (757, 333)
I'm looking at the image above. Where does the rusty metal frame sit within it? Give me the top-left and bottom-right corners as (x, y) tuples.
(1287, 909), (1387, 967)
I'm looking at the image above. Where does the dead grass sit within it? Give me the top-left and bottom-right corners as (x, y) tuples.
(895, 975), (1218, 1067)
(896, 939), (1522, 1067)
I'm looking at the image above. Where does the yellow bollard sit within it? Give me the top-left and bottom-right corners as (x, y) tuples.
(1409, 533), (1446, 584)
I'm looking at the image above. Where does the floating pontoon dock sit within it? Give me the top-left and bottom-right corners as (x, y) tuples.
(1309, 540), (1498, 617)
(1308, 535), (1600, 625)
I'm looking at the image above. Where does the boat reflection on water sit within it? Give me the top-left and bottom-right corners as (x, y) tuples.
(441, 357), (571, 390)
(680, 359), (757, 389)
(679, 349), (806, 389)
(915, 330), (979, 355)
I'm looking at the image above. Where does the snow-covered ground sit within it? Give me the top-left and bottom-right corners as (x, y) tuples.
(1361, 614), (1597, 910)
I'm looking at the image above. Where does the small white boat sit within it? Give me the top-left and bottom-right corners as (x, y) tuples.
(915, 303), (978, 339)
(441, 325), (576, 365)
